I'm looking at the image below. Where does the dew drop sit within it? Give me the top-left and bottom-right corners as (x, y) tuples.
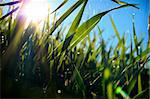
(22, 73), (25, 76)
(60, 74), (64, 78)
(67, 68), (69, 71)
(140, 64), (143, 67)
(2, 35), (4, 39)
(132, 13), (135, 16)
(138, 46), (140, 50)
(43, 90), (46, 94)
(64, 72), (67, 75)
(15, 78), (18, 82)
(112, 60), (115, 63)
(19, 72), (21, 76)
(117, 65), (120, 68)
(57, 89), (61, 94)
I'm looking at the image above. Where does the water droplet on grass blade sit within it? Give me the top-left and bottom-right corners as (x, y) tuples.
(117, 65), (120, 68)
(132, 13), (135, 16)
(140, 64), (143, 67)
(57, 89), (62, 94)
(2, 35), (4, 39)
(60, 74), (64, 77)
(19, 72), (21, 76)
(15, 79), (19, 82)
(90, 83), (92, 86)
(43, 90), (46, 94)
(22, 73), (25, 76)
(65, 72), (67, 75)
(112, 60), (115, 63)
(138, 46), (140, 50)
(67, 68), (69, 71)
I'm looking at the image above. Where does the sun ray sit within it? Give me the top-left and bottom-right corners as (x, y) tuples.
(22, 0), (49, 23)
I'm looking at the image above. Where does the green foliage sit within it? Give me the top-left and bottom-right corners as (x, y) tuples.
(0, 0), (149, 99)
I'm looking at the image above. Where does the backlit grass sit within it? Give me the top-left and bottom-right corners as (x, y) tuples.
(0, 0), (149, 98)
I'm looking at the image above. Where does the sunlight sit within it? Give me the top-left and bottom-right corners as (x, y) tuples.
(23, 0), (49, 23)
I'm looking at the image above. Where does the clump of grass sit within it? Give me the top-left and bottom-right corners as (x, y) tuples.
(0, 0), (149, 98)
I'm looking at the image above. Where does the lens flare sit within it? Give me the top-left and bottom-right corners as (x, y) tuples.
(23, 0), (49, 23)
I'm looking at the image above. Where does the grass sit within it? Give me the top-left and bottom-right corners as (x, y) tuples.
(0, 0), (150, 98)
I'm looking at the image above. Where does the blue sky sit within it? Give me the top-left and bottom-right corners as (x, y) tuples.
(2, 0), (149, 50)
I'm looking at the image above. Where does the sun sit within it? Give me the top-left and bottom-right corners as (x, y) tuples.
(23, 0), (49, 23)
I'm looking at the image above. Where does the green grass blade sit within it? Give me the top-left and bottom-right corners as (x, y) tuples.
(133, 88), (148, 99)
(0, 8), (2, 17)
(62, 0), (87, 52)
(49, 0), (84, 35)
(127, 77), (136, 94)
(138, 73), (142, 93)
(73, 65), (85, 98)
(51, 0), (68, 14)
(49, 4), (136, 58)
(109, 16), (121, 41)
(66, 0), (88, 38)
(97, 26), (104, 37)
(111, 0), (139, 9)
(132, 15), (139, 55)
(0, 7), (19, 21)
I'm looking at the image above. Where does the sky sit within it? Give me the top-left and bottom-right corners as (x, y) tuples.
(1, 0), (149, 51)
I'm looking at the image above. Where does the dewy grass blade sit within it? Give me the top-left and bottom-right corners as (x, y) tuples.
(66, 0), (88, 38)
(62, 0), (88, 52)
(48, 4), (137, 60)
(133, 88), (149, 99)
(0, 7), (19, 21)
(48, 0), (85, 35)
(51, 0), (68, 14)
(69, 4), (132, 50)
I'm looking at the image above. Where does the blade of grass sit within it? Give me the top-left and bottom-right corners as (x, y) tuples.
(0, 6), (19, 21)
(109, 16), (121, 41)
(69, 4), (132, 50)
(62, 0), (88, 52)
(48, 0), (85, 35)
(73, 64), (86, 98)
(111, 0), (139, 9)
(66, 0), (88, 38)
(51, 0), (68, 14)
(0, 0), (21, 6)
(132, 88), (149, 99)
(127, 77), (136, 94)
